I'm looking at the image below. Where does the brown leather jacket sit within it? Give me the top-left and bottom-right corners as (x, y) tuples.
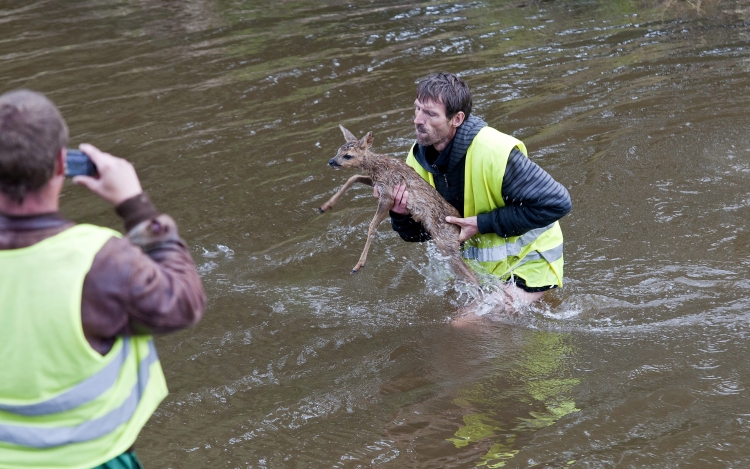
(0, 193), (206, 355)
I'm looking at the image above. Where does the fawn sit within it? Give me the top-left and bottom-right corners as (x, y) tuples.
(319, 125), (480, 287)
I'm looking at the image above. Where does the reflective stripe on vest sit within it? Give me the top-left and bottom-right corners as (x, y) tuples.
(0, 339), (158, 448)
(0, 340), (130, 417)
(502, 244), (563, 270)
(461, 223), (559, 263)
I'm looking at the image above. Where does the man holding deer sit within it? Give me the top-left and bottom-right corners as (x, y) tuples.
(380, 72), (571, 316)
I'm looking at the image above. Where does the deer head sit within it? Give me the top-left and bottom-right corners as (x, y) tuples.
(328, 125), (373, 169)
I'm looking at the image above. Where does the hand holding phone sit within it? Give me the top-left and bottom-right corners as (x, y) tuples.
(70, 144), (143, 206)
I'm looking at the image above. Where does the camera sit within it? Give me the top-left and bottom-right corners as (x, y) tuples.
(65, 149), (97, 177)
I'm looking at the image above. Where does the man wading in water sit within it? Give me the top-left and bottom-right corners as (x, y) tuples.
(378, 72), (571, 320)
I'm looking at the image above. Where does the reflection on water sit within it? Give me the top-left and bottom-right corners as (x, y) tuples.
(5, 0), (750, 467)
(372, 326), (580, 468)
(446, 332), (580, 468)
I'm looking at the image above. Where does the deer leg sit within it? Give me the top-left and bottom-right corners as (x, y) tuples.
(351, 195), (393, 274)
(434, 238), (480, 287)
(319, 175), (373, 213)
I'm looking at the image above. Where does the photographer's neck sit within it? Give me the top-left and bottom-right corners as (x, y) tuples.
(0, 178), (62, 217)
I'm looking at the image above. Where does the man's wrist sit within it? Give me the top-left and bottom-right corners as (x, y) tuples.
(115, 192), (159, 231)
(476, 213), (494, 235)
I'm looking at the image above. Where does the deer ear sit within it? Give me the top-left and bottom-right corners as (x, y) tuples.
(360, 131), (373, 149)
(339, 125), (358, 142)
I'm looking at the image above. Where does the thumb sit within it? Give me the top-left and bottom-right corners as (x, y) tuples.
(446, 216), (459, 225)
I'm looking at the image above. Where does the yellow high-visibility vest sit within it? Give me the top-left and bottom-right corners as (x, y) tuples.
(0, 224), (168, 468)
(406, 127), (564, 287)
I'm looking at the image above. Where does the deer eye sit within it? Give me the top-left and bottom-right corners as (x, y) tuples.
(343, 154), (353, 160)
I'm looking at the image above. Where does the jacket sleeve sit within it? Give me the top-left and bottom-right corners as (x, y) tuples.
(476, 148), (571, 238)
(80, 193), (206, 354)
(389, 211), (432, 242)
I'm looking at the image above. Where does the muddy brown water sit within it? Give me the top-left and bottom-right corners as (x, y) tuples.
(4, 0), (750, 467)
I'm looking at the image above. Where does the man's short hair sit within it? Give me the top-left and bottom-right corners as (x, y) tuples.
(0, 90), (68, 204)
(416, 72), (472, 120)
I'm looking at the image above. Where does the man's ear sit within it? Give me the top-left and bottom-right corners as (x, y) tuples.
(54, 148), (66, 176)
(451, 111), (466, 128)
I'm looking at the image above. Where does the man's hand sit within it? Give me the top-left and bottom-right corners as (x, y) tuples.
(373, 183), (409, 215)
(72, 143), (143, 206)
(446, 215), (478, 243)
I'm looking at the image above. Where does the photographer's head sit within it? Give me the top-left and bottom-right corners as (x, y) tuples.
(0, 90), (68, 212)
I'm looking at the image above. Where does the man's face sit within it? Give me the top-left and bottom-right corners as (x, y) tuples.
(413, 97), (456, 151)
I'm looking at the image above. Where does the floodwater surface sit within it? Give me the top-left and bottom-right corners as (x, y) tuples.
(4, 0), (750, 467)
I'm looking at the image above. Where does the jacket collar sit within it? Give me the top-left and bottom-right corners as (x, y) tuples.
(0, 212), (70, 231)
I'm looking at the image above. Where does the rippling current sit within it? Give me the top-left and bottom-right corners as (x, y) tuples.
(5, 0), (750, 467)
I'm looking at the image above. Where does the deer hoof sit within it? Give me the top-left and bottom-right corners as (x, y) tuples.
(318, 207), (326, 214)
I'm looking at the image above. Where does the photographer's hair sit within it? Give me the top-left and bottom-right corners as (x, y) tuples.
(0, 90), (68, 204)
(416, 72), (472, 120)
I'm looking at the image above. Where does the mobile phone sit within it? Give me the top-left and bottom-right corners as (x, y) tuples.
(65, 149), (97, 177)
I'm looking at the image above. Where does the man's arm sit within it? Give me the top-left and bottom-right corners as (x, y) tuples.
(80, 194), (205, 354)
(475, 148), (571, 237)
(73, 144), (205, 355)
(390, 212), (431, 242)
